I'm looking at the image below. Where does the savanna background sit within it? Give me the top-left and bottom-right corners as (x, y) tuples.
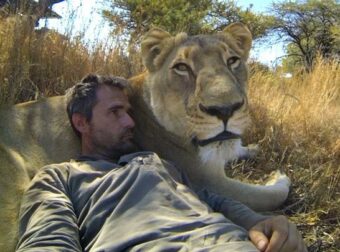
(0, 0), (339, 251)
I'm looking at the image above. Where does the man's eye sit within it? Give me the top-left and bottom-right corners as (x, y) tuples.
(111, 109), (120, 115)
(227, 56), (240, 69)
(172, 63), (191, 76)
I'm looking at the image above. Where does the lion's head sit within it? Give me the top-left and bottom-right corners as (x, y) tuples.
(141, 23), (252, 155)
(130, 23), (290, 210)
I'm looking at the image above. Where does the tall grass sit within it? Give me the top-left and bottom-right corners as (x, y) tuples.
(0, 13), (339, 251)
(0, 15), (143, 105)
(247, 59), (340, 251)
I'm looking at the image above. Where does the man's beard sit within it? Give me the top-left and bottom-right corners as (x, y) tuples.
(110, 139), (139, 158)
(108, 129), (138, 159)
(94, 129), (139, 160)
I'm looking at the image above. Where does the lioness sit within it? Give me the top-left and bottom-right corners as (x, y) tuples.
(0, 23), (290, 251)
(129, 22), (290, 210)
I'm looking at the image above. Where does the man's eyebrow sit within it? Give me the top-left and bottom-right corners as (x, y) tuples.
(108, 103), (131, 110)
(109, 104), (124, 110)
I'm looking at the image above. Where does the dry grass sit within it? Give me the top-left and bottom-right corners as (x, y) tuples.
(242, 59), (340, 251)
(0, 15), (143, 105)
(0, 14), (339, 252)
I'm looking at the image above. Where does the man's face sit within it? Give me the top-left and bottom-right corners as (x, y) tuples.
(85, 85), (136, 159)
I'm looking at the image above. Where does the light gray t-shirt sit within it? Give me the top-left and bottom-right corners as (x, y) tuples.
(16, 152), (265, 251)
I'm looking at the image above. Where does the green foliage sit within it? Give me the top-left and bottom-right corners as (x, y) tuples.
(271, 0), (340, 71)
(0, 0), (64, 20)
(102, 0), (276, 43)
(103, 0), (211, 42)
(281, 43), (303, 73)
(208, 1), (276, 40)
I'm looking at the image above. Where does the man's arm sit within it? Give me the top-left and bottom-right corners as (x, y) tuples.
(16, 165), (82, 252)
(249, 216), (307, 252)
(198, 189), (307, 252)
(166, 161), (267, 229)
(197, 188), (268, 230)
(163, 160), (306, 252)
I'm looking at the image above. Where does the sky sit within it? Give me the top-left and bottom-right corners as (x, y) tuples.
(41, 0), (284, 66)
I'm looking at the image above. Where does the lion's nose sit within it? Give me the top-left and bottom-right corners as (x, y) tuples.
(199, 100), (244, 123)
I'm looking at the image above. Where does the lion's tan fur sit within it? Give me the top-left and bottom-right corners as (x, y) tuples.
(0, 97), (80, 251)
(129, 24), (290, 212)
(0, 23), (290, 251)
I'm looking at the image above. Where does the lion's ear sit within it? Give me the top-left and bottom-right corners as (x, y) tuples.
(223, 23), (252, 59)
(141, 27), (172, 72)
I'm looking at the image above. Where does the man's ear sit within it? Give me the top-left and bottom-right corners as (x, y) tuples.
(71, 113), (90, 135)
(223, 22), (252, 60)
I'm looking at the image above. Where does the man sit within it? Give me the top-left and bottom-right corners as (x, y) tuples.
(16, 74), (307, 252)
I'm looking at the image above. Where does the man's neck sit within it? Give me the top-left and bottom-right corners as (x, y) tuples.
(81, 142), (120, 163)
(80, 151), (120, 163)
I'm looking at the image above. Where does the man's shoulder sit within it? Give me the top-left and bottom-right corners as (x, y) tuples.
(34, 161), (75, 179)
(41, 160), (75, 171)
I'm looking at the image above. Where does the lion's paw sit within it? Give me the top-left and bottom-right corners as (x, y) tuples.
(247, 143), (260, 158)
(239, 143), (259, 159)
(265, 170), (291, 189)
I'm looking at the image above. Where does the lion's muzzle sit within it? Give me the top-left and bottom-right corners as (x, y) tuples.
(192, 130), (241, 147)
(198, 100), (244, 124)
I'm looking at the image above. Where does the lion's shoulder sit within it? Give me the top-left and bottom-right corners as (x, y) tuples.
(128, 71), (148, 94)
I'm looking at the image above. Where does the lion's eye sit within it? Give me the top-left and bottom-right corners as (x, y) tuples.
(227, 56), (240, 69)
(172, 63), (190, 76)
(175, 63), (188, 71)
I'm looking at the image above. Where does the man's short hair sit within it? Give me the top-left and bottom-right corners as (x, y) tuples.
(66, 74), (128, 137)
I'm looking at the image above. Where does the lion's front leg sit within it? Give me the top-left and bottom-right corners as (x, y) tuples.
(238, 143), (259, 160)
(196, 140), (291, 210)
(237, 142), (291, 192)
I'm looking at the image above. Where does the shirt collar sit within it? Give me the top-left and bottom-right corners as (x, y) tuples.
(75, 151), (155, 165)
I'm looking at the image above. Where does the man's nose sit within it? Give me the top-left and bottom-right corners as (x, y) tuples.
(123, 113), (135, 129)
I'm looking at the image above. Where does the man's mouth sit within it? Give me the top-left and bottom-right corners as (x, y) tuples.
(122, 131), (134, 140)
(192, 131), (241, 147)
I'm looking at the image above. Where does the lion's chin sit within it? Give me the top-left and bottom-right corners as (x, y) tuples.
(192, 131), (241, 147)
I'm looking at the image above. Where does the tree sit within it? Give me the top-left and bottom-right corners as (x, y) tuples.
(271, 0), (340, 71)
(206, 1), (276, 40)
(102, 0), (276, 44)
(102, 0), (212, 43)
(0, 0), (64, 26)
